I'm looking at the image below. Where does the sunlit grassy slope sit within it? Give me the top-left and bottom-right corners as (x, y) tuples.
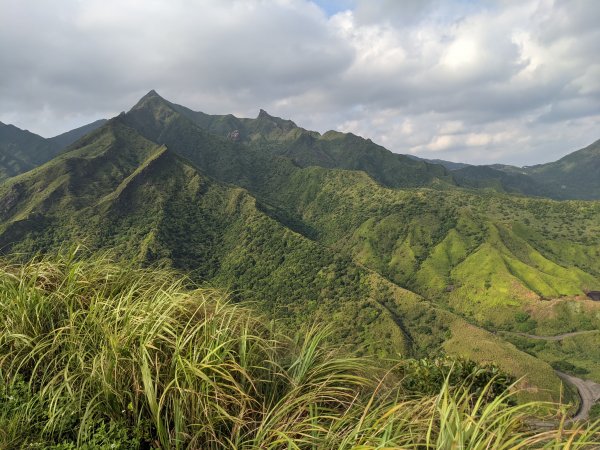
(111, 92), (600, 331)
(265, 167), (600, 325)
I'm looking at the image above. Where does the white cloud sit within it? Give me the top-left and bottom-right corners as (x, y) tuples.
(0, 0), (598, 165)
(442, 38), (478, 69)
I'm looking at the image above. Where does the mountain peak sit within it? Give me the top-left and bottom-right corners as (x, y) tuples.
(144, 89), (161, 98)
(131, 90), (168, 110)
(257, 109), (272, 119)
(256, 109), (298, 129)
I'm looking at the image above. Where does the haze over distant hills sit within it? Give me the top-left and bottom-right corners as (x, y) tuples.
(445, 139), (600, 200)
(0, 91), (599, 403)
(408, 140), (600, 200)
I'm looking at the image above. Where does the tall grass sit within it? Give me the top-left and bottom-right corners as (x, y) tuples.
(1, 250), (599, 449)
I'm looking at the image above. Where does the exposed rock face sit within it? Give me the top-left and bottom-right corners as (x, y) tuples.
(227, 129), (241, 142)
(258, 109), (271, 119)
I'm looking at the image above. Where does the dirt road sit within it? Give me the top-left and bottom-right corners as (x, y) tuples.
(556, 371), (600, 421)
(502, 330), (600, 420)
(505, 330), (599, 341)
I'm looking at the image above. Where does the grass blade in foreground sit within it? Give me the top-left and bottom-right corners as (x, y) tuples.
(0, 251), (599, 448)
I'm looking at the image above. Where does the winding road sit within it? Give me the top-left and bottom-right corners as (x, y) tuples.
(501, 330), (600, 420)
(504, 329), (599, 341)
(556, 371), (600, 421)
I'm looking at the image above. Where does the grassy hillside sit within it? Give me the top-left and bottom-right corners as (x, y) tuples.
(121, 91), (301, 199)
(406, 154), (471, 170)
(158, 90), (600, 201)
(0, 91), (599, 399)
(451, 165), (548, 196)
(47, 118), (108, 149)
(262, 167), (600, 328)
(0, 122), (56, 180)
(524, 139), (600, 200)
(1, 253), (597, 449)
(0, 115), (572, 402)
(0, 118), (430, 359)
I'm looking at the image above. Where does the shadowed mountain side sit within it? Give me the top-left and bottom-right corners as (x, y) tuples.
(448, 140), (600, 200)
(523, 139), (600, 200)
(0, 119), (106, 182)
(48, 118), (108, 149)
(143, 91), (451, 189)
(0, 123), (56, 180)
(406, 154), (471, 171)
(140, 91), (600, 200)
(451, 165), (550, 196)
(120, 91), (301, 198)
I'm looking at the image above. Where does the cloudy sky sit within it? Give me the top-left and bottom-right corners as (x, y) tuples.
(0, 0), (598, 165)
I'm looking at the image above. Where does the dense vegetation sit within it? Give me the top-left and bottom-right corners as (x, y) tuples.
(165, 92), (600, 201)
(0, 114), (578, 402)
(2, 253), (600, 449)
(0, 91), (598, 404)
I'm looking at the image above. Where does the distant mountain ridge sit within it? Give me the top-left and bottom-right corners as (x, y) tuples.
(410, 141), (600, 200)
(522, 139), (600, 199)
(48, 118), (108, 149)
(0, 118), (107, 182)
(2, 92), (598, 200)
(138, 90), (451, 189)
(153, 90), (600, 200)
(406, 154), (471, 171)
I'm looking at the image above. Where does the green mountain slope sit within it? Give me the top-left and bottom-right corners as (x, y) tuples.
(156, 92), (451, 188)
(120, 91), (302, 199)
(1, 91), (598, 400)
(451, 165), (548, 196)
(0, 117), (428, 357)
(123, 91), (600, 201)
(524, 139), (600, 200)
(0, 122), (56, 180)
(47, 118), (108, 149)
(240, 160), (600, 392)
(169, 92), (600, 200)
(0, 111), (567, 401)
(258, 166), (600, 322)
(448, 140), (600, 200)
(0, 119), (106, 182)
(406, 154), (471, 171)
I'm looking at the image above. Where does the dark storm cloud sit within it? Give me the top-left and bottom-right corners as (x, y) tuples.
(0, 0), (598, 165)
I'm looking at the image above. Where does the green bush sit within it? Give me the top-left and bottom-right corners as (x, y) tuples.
(551, 360), (590, 376)
(398, 355), (514, 402)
